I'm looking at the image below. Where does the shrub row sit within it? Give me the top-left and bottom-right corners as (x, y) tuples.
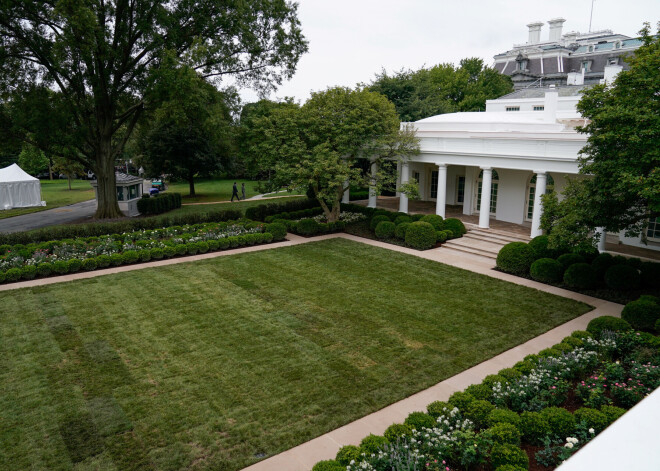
(244, 197), (319, 221)
(270, 218), (346, 237)
(264, 207), (324, 223)
(366, 211), (466, 250)
(136, 192), (182, 215)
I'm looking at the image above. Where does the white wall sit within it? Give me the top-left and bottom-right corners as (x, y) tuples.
(494, 169), (529, 224)
(617, 231), (660, 253)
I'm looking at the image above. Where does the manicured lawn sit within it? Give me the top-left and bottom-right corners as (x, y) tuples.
(162, 195), (306, 218)
(165, 179), (291, 203)
(0, 238), (592, 471)
(0, 179), (95, 220)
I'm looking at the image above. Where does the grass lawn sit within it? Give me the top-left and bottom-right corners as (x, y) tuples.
(0, 238), (592, 471)
(0, 179), (95, 220)
(161, 195), (306, 218)
(165, 179), (303, 204)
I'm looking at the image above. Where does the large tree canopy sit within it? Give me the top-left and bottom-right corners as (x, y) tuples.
(369, 58), (513, 122)
(0, 0), (307, 217)
(250, 87), (419, 222)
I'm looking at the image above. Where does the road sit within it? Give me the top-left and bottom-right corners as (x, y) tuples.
(0, 200), (97, 234)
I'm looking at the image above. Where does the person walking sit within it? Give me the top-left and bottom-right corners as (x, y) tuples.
(231, 182), (240, 202)
(241, 183), (246, 200)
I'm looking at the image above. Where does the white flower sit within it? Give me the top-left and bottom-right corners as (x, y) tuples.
(565, 442), (574, 449)
(589, 428), (595, 434)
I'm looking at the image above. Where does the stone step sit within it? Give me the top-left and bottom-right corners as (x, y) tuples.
(441, 242), (499, 260)
(463, 232), (523, 246)
(446, 236), (504, 254)
(467, 228), (530, 243)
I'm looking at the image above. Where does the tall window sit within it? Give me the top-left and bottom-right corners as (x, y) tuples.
(526, 174), (555, 220)
(116, 187), (125, 201)
(647, 217), (660, 241)
(476, 170), (498, 214)
(456, 176), (465, 203)
(431, 171), (438, 199)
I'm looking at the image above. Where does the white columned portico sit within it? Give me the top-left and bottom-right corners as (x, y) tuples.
(530, 171), (547, 238)
(399, 161), (409, 213)
(342, 179), (350, 204)
(596, 227), (607, 252)
(478, 167), (492, 229)
(367, 160), (378, 208)
(435, 163), (447, 218)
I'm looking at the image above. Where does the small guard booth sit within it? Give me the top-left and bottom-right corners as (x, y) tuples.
(91, 172), (144, 217)
(0, 163), (46, 210)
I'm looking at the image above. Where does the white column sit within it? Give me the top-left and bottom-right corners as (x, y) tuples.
(596, 227), (607, 252)
(435, 163), (447, 218)
(367, 160), (378, 208)
(395, 161), (402, 197)
(530, 171), (547, 238)
(478, 167), (492, 229)
(399, 161), (409, 214)
(342, 179), (350, 204)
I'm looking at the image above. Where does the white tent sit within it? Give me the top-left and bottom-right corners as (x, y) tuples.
(0, 164), (46, 210)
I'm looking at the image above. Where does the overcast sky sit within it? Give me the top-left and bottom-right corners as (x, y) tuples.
(239, 0), (659, 104)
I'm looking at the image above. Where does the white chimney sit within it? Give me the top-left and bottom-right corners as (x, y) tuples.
(544, 85), (559, 122)
(603, 64), (623, 85)
(527, 22), (544, 44)
(567, 70), (585, 86)
(548, 18), (566, 42)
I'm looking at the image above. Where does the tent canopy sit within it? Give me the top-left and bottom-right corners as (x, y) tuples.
(0, 164), (45, 210)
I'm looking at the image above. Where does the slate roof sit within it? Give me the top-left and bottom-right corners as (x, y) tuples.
(496, 85), (592, 99)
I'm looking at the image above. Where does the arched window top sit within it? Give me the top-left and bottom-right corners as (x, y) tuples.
(530, 174), (554, 185)
(478, 169), (499, 180)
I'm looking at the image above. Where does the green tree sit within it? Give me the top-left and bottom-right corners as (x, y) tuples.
(251, 87), (419, 222)
(369, 58), (513, 121)
(0, 1), (307, 218)
(53, 155), (85, 190)
(544, 23), (660, 247)
(17, 144), (48, 177)
(137, 61), (236, 197)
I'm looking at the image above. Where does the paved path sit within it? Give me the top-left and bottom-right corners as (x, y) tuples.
(0, 200), (97, 233)
(0, 232), (624, 471)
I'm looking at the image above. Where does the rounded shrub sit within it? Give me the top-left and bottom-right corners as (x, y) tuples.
(207, 239), (220, 251)
(81, 258), (98, 271)
(570, 330), (593, 340)
(574, 407), (608, 433)
(621, 299), (660, 331)
(563, 263), (597, 289)
(487, 409), (521, 428)
(404, 222), (436, 250)
(394, 222), (410, 240)
(185, 243), (199, 255)
(263, 233), (273, 243)
(600, 405), (626, 426)
(465, 383), (492, 401)
(626, 257), (642, 269)
(369, 215), (391, 231)
(297, 218), (321, 236)
(530, 258), (563, 283)
(394, 215), (412, 225)
(528, 235), (553, 260)
(217, 238), (231, 250)
(410, 213), (424, 221)
(640, 262), (660, 289)
(586, 316), (632, 336)
(448, 391), (475, 411)
(4, 268), (21, 282)
(0, 271), (5, 283)
(359, 434), (388, 454)
(574, 246), (599, 263)
(496, 242), (535, 276)
(537, 347), (561, 358)
(540, 407), (576, 439)
(404, 411), (436, 430)
(519, 411), (550, 445)
(67, 259), (82, 272)
(495, 466), (527, 471)
(122, 250), (139, 264)
(426, 400), (452, 419)
(557, 253), (585, 270)
(335, 445), (361, 466)
(604, 264), (641, 291)
(484, 423), (521, 446)
(482, 374), (507, 388)
(512, 360), (536, 375)
(490, 444), (528, 470)
(36, 262), (53, 276)
(375, 221), (396, 240)
(53, 260), (69, 274)
(562, 336), (584, 348)
(465, 399), (495, 429)
(96, 254), (112, 268)
(21, 265), (37, 280)
(442, 218), (466, 237)
(420, 214), (444, 230)
(312, 460), (345, 471)
(109, 253), (123, 266)
(435, 230), (448, 244)
(384, 423), (412, 442)
(498, 368), (523, 382)
(591, 252), (615, 278)
(265, 222), (287, 242)
(552, 342), (574, 353)
(149, 248), (164, 260)
(196, 241), (210, 253)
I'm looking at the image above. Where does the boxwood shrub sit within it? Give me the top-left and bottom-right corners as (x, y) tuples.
(394, 222), (410, 240)
(5, 268), (21, 282)
(110, 253), (123, 266)
(448, 391), (475, 411)
(53, 260), (69, 274)
(403, 411), (435, 430)
(297, 218), (321, 236)
(464, 383), (492, 401)
(369, 215), (391, 231)
(335, 445), (361, 466)
(311, 460), (345, 471)
(359, 434), (388, 454)
(150, 248), (164, 260)
(265, 222), (287, 241)
(465, 399), (495, 429)
(530, 258), (563, 283)
(36, 262), (53, 276)
(528, 235), (553, 260)
(67, 259), (82, 273)
(442, 218), (466, 237)
(96, 254), (112, 267)
(586, 316), (632, 336)
(404, 221), (436, 250)
(540, 407), (576, 439)
(426, 400), (452, 419)
(621, 299), (660, 331)
(604, 264), (640, 291)
(138, 249), (151, 262)
(487, 409), (521, 428)
(375, 221), (396, 239)
(122, 250), (139, 264)
(137, 192), (182, 215)
(557, 253), (585, 269)
(496, 242), (535, 276)
(490, 443), (528, 469)
(591, 252), (615, 278)
(484, 423), (521, 446)
(21, 265), (37, 280)
(600, 405), (626, 426)
(81, 258), (98, 271)
(394, 215), (412, 225)
(563, 262), (597, 289)
(519, 411), (550, 445)
(383, 423), (412, 442)
(574, 407), (608, 433)
(420, 214), (444, 230)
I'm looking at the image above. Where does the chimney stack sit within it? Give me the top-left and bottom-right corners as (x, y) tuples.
(527, 22), (544, 44)
(548, 18), (566, 42)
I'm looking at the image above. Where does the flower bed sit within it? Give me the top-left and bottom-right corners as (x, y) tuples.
(312, 320), (660, 471)
(266, 210), (367, 236)
(0, 220), (280, 284)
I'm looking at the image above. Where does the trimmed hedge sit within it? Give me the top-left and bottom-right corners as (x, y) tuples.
(621, 299), (660, 331)
(394, 222), (410, 240)
(375, 221), (396, 239)
(591, 252), (615, 278)
(265, 223), (287, 242)
(563, 263), (598, 289)
(404, 222), (436, 250)
(528, 235), (553, 260)
(586, 316), (632, 336)
(244, 198), (318, 221)
(530, 258), (563, 283)
(136, 192), (182, 215)
(604, 264), (641, 291)
(442, 218), (466, 237)
(557, 253), (585, 269)
(496, 242), (535, 276)
(420, 214), (444, 230)
(296, 218), (321, 236)
(369, 215), (391, 231)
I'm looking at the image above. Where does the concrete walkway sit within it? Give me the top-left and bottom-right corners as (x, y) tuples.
(0, 232), (624, 471)
(0, 199), (97, 233)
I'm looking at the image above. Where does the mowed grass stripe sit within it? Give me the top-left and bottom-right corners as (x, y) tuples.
(0, 238), (591, 470)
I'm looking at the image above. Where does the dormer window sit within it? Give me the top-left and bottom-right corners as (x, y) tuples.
(588, 45), (594, 53)
(581, 60), (592, 72)
(615, 41), (622, 49)
(515, 53), (528, 72)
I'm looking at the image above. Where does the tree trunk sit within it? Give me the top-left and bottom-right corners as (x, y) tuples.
(94, 138), (123, 219)
(67, 175), (72, 190)
(188, 171), (195, 196)
(48, 162), (53, 180)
